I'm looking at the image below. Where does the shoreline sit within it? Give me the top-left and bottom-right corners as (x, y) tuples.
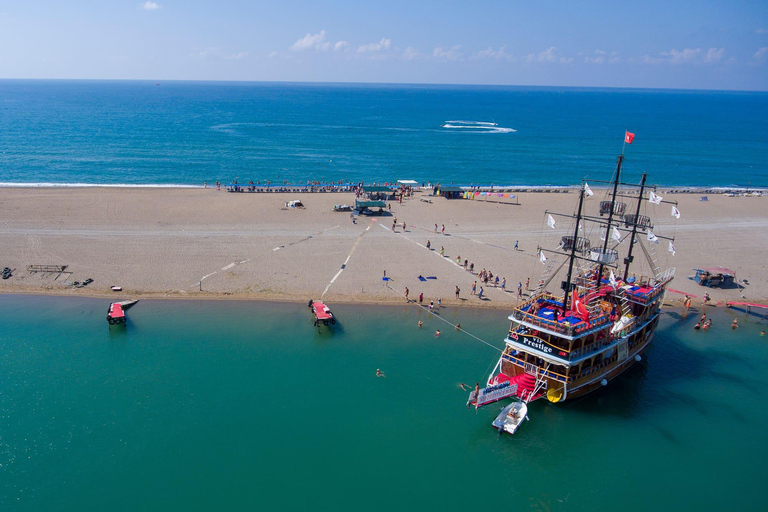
(1, 183), (766, 194)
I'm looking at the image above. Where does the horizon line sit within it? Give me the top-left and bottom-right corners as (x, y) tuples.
(0, 77), (766, 94)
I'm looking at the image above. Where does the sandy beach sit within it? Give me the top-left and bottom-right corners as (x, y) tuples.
(0, 187), (766, 308)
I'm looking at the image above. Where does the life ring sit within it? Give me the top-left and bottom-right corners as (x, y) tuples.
(107, 317), (116, 325)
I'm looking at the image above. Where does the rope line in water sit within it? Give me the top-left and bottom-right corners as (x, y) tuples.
(383, 282), (503, 353)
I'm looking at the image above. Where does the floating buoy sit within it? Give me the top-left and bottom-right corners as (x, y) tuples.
(600, 379), (608, 387)
(635, 355), (642, 362)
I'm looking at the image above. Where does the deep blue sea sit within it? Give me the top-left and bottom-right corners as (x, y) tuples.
(1, 80), (766, 188)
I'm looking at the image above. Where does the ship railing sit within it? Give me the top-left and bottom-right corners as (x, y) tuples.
(513, 293), (602, 335)
(502, 352), (571, 383)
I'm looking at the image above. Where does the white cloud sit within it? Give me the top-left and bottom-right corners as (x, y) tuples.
(755, 47), (768, 62)
(334, 41), (349, 52)
(756, 28), (768, 34)
(662, 48), (702, 64)
(643, 47), (726, 65)
(225, 51), (249, 60)
(268, 51), (279, 59)
(357, 38), (392, 53)
(432, 45), (463, 61)
(527, 47), (572, 64)
(142, 1), (160, 10)
(290, 30), (331, 52)
(401, 47), (421, 60)
(704, 47), (725, 63)
(197, 47), (248, 60)
(472, 46), (513, 61)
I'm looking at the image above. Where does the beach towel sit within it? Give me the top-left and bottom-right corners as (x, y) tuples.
(418, 276), (427, 282)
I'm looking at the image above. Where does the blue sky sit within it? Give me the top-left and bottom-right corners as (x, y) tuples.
(1, 1), (767, 90)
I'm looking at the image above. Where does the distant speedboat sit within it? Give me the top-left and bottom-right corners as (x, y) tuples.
(492, 400), (528, 435)
(308, 300), (336, 327)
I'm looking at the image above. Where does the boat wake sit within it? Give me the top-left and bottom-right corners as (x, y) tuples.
(441, 120), (516, 134)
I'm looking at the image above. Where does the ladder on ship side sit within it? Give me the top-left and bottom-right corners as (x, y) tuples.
(536, 257), (567, 294)
(637, 237), (662, 281)
(615, 287), (633, 318)
(532, 363), (551, 402)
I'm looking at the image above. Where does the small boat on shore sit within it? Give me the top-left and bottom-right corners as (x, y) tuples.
(107, 299), (138, 326)
(308, 299), (335, 327)
(492, 400), (528, 435)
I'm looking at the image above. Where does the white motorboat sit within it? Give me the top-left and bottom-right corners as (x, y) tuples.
(492, 400), (528, 435)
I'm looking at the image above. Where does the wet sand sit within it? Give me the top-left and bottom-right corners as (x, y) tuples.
(0, 187), (766, 308)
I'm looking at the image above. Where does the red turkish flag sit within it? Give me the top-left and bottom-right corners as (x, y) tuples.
(625, 131), (635, 144)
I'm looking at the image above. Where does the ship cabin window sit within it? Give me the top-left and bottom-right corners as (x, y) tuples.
(551, 364), (567, 377)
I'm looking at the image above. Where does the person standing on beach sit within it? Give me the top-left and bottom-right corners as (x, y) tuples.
(426, 240), (431, 250)
(441, 224), (445, 235)
(469, 262), (474, 273)
(405, 287), (409, 302)
(419, 292), (423, 305)
(518, 282), (523, 298)
(434, 223), (438, 233)
(455, 286), (460, 299)
(514, 240), (519, 251)
(525, 278), (530, 291)
(501, 277), (506, 292)
(440, 246), (445, 257)
(472, 281), (477, 295)
(478, 286), (484, 300)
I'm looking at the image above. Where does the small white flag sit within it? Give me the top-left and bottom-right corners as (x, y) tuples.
(612, 226), (622, 242)
(584, 183), (594, 197)
(609, 270), (618, 288)
(539, 251), (547, 265)
(547, 214), (556, 229)
(649, 191), (663, 205)
(647, 230), (659, 243)
(671, 205), (680, 219)
(668, 241), (676, 256)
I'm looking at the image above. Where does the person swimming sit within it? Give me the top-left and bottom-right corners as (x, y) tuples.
(435, 329), (441, 338)
(376, 369), (386, 378)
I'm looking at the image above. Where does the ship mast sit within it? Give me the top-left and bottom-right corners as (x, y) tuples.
(563, 186), (586, 311)
(623, 172), (647, 281)
(595, 155), (623, 288)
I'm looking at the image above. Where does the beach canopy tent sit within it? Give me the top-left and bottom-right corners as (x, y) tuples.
(355, 199), (387, 209)
(435, 186), (465, 199)
(361, 185), (394, 200)
(397, 180), (418, 185)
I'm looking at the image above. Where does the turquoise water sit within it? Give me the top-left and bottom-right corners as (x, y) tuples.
(1, 81), (766, 187)
(1, 295), (767, 511)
